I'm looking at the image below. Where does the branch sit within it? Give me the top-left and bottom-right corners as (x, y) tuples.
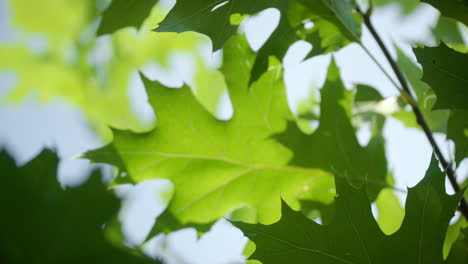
(356, 8), (468, 220)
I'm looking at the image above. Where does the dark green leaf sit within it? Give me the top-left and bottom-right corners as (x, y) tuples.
(447, 110), (468, 164)
(144, 201), (214, 240)
(156, 0), (361, 83)
(394, 47), (449, 132)
(276, 59), (388, 200)
(422, 0), (468, 26)
(447, 228), (468, 264)
(155, 0), (281, 51)
(233, 156), (465, 263)
(251, 0), (362, 84)
(97, 0), (158, 35)
(355, 84), (384, 102)
(414, 43), (468, 110)
(0, 150), (159, 264)
(156, 0), (297, 84)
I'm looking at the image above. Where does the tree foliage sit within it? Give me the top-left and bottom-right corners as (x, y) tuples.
(1, 0), (467, 263)
(233, 157), (465, 263)
(0, 149), (159, 264)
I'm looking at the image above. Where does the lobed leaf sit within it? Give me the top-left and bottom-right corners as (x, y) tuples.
(84, 36), (334, 230)
(97, 0), (159, 35)
(414, 43), (468, 110)
(234, 156), (466, 263)
(0, 150), (159, 264)
(422, 0), (468, 26)
(393, 47), (449, 133)
(155, 0), (361, 83)
(275, 59), (389, 201)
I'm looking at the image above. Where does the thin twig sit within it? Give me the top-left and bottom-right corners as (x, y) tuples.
(356, 7), (468, 220)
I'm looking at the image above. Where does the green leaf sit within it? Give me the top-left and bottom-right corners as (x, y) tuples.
(97, 0), (158, 35)
(433, 16), (468, 53)
(355, 84), (384, 102)
(8, 0), (97, 43)
(447, 110), (468, 164)
(414, 43), (468, 110)
(375, 188), (405, 235)
(299, 200), (336, 225)
(447, 228), (468, 263)
(251, 0), (362, 84)
(155, 0), (279, 51)
(0, 149), (159, 264)
(84, 36), (334, 227)
(422, 0), (468, 26)
(393, 47), (449, 132)
(373, 0), (419, 14)
(1, 4), (226, 134)
(304, 0), (361, 40)
(156, 0), (361, 83)
(144, 201), (214, 240)
(275, 59), (388, 201)
(444, 217), (467, 259)
(250, 0), (361, 83)
(155, 0), (290, 84)
(233, 156), (465, 263)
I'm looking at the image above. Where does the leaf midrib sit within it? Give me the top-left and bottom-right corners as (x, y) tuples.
(108, 150), (328, 176)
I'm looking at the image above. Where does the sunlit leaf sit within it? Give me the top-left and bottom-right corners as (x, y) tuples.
(433, 16), (468, 53)
(447, 228), (468, 263)
(84, 36), (334, 228)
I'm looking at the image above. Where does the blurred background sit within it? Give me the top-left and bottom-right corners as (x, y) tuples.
(1, 0), (467, 263)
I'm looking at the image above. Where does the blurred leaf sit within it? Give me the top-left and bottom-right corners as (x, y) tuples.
(276, 59), (389, 201)
(145, 201), (213, 240)
(422, 0), (468, 26)
(98, 0), (158, 35)
(233, 156), (465, 263)
(355, 84), (384, 102)
(1, 5), (226, 134)
(444, 217), (467, 259)
(394, 47), (449, 132)
(84, 36), (334, 228)
(373, 0), (419, 14)
(9, 0), (97, 44)
(0, 149), (159, 264)
(375, 188), (404, 235)
(414, 43), (468, 110)
(447, 228), (468, 263)
(433, 16), (468, 53)
(300, 0), (362, 40)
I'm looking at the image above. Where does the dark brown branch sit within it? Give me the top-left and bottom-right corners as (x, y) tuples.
(357, 8), (468, 220)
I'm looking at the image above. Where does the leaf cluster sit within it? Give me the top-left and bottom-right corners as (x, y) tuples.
(1, 0), (467, 263)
